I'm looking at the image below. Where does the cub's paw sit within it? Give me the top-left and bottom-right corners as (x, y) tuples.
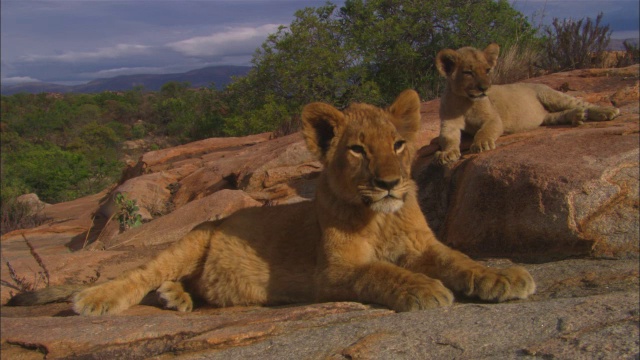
(391, 274), (454, 312)
(570, 108), (587, 125)
(471, 266), (535, 302)
(470, 138), (496, 153)
(73, 283), (130, 316)
(588, 107), (620, 121)
(435, 149), (461, 165)
(157, 281), (193, 312)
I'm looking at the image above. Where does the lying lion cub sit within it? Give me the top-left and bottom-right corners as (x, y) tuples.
(9, 90), (535, 315)
(435, 43), (620, 164)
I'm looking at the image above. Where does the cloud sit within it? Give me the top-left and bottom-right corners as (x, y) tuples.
(1, 76), (41, 84)
(23, 44), (153, 63)
(167, 24), (281, 57)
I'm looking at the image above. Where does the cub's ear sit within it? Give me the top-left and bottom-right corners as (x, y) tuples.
(436, 49), (459, 77)
(484, 43), (500, 68)
(301, 102), (345, 161)
(388, 89), (421, 142)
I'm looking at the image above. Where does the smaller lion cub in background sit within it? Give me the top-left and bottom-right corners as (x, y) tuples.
(9, 90), (535, 315)
(435, 43), (620, 165)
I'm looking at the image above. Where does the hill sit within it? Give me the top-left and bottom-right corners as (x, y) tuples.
(0, 65), (251, 95)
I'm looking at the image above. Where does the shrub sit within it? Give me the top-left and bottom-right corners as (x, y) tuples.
(0, 195), (47, 235)
(540, 12), (611, 72)
(114, 193), (143, 232)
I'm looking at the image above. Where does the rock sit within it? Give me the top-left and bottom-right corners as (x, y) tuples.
(103, 189), (261, 249)
(110, 171), (180, 220)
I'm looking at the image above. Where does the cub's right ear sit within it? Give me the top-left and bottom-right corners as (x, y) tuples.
(301, 103), (345, 162)
(435, 49), (459, 77)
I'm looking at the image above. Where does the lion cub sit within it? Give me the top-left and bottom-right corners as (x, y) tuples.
(9, 90), (535, 315)
(435, 43), (620, 164)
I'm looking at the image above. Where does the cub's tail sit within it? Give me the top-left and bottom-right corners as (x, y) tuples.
(7, 284), (87, 306)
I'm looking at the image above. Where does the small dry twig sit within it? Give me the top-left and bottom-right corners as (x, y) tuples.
(22, 234), (50, 287)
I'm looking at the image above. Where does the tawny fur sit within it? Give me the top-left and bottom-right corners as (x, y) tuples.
(9, 90), (535, 315)
(434, 43), (620, 165)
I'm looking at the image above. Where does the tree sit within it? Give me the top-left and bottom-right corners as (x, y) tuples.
(223, 0), (537, 135)
(340, 0), (537, 100)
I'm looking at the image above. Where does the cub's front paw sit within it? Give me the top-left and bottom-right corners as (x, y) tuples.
(73, 283), (130, 316)
(435, 149), (461, 165)
(157, 281), (193, 312)
(391, 274), (454, 312)
(471, 266), (535, 302)
(470, 138), (496, 153)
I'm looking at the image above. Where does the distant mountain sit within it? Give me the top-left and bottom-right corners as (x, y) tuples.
(1, 65), (251, 95)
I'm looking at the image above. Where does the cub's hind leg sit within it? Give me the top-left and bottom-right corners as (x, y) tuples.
(536, 84), (619, 125)
(74, 223), (213, 315)
(587, 106), (620, 121)
(543, 108), (587, 126)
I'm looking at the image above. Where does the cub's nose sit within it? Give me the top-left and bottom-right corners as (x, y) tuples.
(373, 178), (400, 190)
(478, 83), (490, 92)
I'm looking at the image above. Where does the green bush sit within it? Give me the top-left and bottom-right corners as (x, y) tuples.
(114, 193), (143, 232)
(540, 12), (611, 72)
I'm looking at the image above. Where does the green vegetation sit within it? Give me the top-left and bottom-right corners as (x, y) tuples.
(1, 0), (631, 234)
(541, 12), (611, 72)
(114, 193), (143, 231)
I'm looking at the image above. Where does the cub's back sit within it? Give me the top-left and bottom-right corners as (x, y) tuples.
(487, 83), (549, 133)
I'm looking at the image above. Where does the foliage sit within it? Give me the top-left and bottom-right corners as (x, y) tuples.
(114, 193), (143, 231)
(540, 12), (611, 72)
(340, 0), (537, 100)
(222, 0), (538, 135)
(615, 40), (640, 67)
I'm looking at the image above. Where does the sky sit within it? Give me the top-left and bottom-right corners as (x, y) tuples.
(1, 0), (639, 86)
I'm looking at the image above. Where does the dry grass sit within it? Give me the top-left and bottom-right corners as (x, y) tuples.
(1, 235), (51, 298)
(491, 43), (544, 85)
(272, 114), (302, 139)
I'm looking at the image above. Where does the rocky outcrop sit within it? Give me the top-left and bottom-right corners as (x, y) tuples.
(1, 65), (638, 359)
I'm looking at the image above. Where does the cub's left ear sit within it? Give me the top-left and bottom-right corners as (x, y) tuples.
(388, 89), (421, 142)
(301, 102), (345, 162)
(435, 49), (458, 77)
(484, 43), (500, 68)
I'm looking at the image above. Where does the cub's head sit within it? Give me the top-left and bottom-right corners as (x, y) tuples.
(301, 90), (421, 214)
(435, 43), (500, 100)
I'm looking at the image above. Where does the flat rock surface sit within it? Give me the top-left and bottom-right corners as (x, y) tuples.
(1, 259), (638, 359)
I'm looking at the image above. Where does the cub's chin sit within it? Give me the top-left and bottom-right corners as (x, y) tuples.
(368, 196), (405, 214)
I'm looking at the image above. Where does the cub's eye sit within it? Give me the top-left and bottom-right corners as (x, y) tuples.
(348, 145), (365, 156)
(485, 68), (491, 75)
(462, 70), (473, 76)
(394, 140), (406, 153)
